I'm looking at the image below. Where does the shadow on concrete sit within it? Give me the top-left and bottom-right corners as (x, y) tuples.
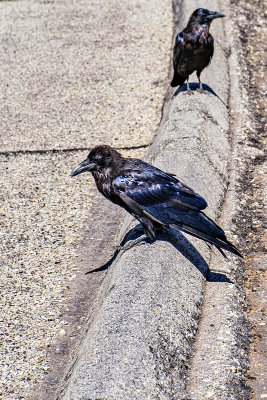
(85, 224), (233, 283)
(173, 82), (227, 107)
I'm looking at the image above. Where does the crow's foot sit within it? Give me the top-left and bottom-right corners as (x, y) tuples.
(185, 82), (193, 94)
(115, 234), (153, 253)
(197, 82), (205, 93)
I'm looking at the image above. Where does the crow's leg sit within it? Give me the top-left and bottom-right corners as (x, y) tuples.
(197, 71), (204, 92)
(186, 79), (192, 93)
(116, 219), (162, 252)
(115, 234), (154, 252)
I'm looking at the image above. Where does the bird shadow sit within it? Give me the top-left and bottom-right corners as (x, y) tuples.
(85, 224), (233, 283)
(173, 82), (227, 107)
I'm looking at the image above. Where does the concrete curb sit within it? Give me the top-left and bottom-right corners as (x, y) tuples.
(57, 1), (246, 399)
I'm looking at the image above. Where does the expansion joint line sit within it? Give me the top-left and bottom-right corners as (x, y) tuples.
(0, 144), (150, 157)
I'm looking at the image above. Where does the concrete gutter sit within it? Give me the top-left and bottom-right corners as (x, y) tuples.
(57, 1), (248, 399)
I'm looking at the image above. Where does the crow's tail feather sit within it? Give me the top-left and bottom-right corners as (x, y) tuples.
(171, 72), (186, 87)
(214, 245), (228, 259)
(176, 224), (242, 258)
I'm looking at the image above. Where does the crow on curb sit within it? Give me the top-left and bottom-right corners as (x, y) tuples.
(171, 8), (225, 91)
(71, 145), (241, 257)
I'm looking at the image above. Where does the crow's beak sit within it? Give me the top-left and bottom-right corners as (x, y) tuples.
(208, 11), (225, 20)
(71, 159), (96, 177)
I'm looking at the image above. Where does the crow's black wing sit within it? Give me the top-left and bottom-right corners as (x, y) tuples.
(173, 34), (183, 68)
(112, 166), (241, 257)
(112, 166), (207, 211)
(171, 33), (187, 86)
(111, 166), (227, 235)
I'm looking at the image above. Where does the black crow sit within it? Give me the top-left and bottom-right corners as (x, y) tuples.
(71, 145), (241, 257)
(171, 8), (225, 91)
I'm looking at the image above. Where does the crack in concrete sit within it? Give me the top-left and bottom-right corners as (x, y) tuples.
(0, 144), (150, 157)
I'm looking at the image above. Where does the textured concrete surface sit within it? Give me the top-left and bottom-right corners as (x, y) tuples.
(0, 0), (171, 152)
(0, 0), (172, 399)
(58, 1), (249, 399)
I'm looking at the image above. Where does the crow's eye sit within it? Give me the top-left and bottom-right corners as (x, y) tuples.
(199, 9), (209, 16)
(94, 155), (102, 161)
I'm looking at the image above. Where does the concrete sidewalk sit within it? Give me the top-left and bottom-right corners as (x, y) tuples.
(0, 0), (171, 399)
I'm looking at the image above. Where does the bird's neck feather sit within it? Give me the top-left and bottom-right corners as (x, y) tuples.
(92, 156), (126, 192)
(187, 21), (210, 35)
(92, 168), (112, 183)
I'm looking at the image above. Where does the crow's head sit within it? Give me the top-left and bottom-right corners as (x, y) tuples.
(71, 145), (122, 177)
(190, 8), (225, 25)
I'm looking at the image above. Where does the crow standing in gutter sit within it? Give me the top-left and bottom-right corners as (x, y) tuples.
(171, 8), (225, 91)
(71, 145), (241, 257)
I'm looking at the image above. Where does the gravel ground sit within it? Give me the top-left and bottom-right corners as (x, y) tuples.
(0, 0), (172, 399)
